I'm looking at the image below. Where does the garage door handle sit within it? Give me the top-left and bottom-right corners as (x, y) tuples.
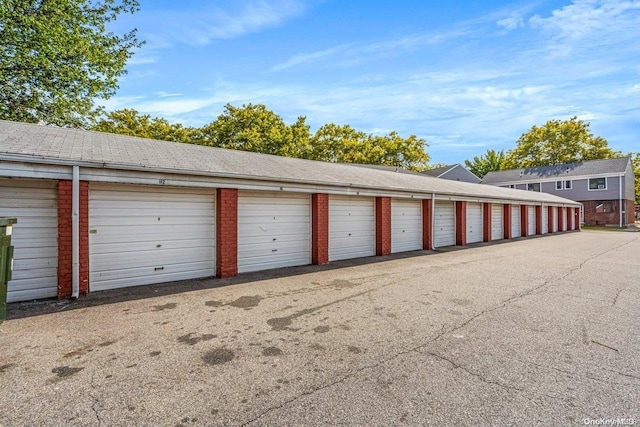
(154, 267), (164, 271)
(272, 249), (278, 252)
(348, 233), (352, 236)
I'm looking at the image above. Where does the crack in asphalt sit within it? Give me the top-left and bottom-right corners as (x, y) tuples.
(89, 373), (102, 427)
(612, 288), (625, 307)
(240, 238), (639, 426)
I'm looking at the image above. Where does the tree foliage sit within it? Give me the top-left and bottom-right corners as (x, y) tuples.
(503, 117), (619, 169)
(464, 149), (506, 178)
(93, 104), (430, 170)
(632, 152), (640, 208)
(0, 0), (143, 127)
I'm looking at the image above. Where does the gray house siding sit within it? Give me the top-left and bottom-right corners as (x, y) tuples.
(501, 176), (623, 201)
(624, 162), (635, 201)
(441, 165), (481, 183)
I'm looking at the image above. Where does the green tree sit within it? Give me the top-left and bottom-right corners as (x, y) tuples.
(632, 152), (640, 210)
(503, 117), (618, 169)
(93, 109), (196, 142)
(309, 124), (429, 170)
(464, 149), (506, 178)
(0, 0), (143, 127)
(197, 104), (310, 157)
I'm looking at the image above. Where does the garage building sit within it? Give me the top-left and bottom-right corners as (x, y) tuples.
(0, 121), (581, 302)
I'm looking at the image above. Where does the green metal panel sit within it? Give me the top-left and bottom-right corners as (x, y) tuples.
(0, 217), (17, 324)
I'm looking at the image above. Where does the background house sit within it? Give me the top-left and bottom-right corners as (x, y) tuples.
(421, 164), (482, 183)
(482, 157), (635, 227)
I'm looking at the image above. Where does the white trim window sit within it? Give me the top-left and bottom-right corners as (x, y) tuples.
(527, 183), (541, 192)
(556, 180), (572, 190)
(588, 177), (607, 191)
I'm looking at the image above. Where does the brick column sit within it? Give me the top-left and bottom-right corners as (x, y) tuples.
(483, 203), (492, 242)
(558, 207), (565, 231)
(503, 204), (512, 240)
(375, 197), (391, 256)
(535, 205), (542, 235)
(547, 206), (555, 233)
(574, 207), (580, 230)
(422, 199), (432, 250)
(520, 205), (529, 237)
(566, 207), (572, 231)
(57, 180), (89, 299)
(455, 201), (466, 246)
(216, 188), (238, 278)
(312, 194), (329, 265)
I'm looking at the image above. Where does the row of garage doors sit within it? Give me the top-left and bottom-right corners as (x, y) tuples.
(0, 180), (570, 302)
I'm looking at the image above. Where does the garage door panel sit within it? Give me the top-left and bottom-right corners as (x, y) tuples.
(434, 201), (455, 248)
(466, 202), (483, 244)
(542, 208), (549, 234)
(329, 195), (375, 261)
(511, 205), (521, 238)
(391, 199), (422, 253)
(238, 191), (311, 273)
(491, 205), (503, 240)
(90, 184), (215, 291)
(1, 180), (58, 302)
(528, 206), (536, 235)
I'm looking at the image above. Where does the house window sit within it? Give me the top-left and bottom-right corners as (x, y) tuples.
(556, 181), (563, 190)
(564, 180), (572, 190)
(527, 183), (541, 192)
(557, 180), (573, 190)
(595, 201), (612, 213)
(589, 177), (606, 190)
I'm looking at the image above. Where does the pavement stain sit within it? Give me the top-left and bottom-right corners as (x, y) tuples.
(205, 300), (223, 307)
(228, 295), (262, 309)
(451, 298), (471, 306)
(262, 346), (283, 356)
(348, 346), (362, 354)
(314, 325), (331, 333)
(202, 348), (235, 366)
(51, 366), (84, 378)
(150, 351), (161, 357)
(177, 333), (216, 346)
(153, 303), (177, 311)
(0, 363), (16, 373)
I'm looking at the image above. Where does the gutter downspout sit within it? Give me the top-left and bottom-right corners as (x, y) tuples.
(619, 175), (623, 227)
(431, 193), (436, 250)
(72, 165), (80, 298)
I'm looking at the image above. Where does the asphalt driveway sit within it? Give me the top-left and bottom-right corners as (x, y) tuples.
(1, 231), (639, 426)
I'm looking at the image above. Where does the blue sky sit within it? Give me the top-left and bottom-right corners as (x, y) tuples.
(105, 0), (640, 164)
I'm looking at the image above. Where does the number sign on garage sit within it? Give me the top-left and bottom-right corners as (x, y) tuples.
(89, 184), (216, 291)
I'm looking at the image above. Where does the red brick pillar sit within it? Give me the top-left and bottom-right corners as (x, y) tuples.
(216, 188), (238, 278)
(79, 182), (89, 295)
(566, 207), (572, 231)
(57, 180), (90, 299)
(574, 207), (580, 230)
(455, 201), (466, 246)
(503, 204), (512, 240)
(520, 205), (529, 237)
(422, 199), (432, 250)
(535, 205), (542, 235)
(547, 206), (555, 233)
(558, 207), (564, 231)
(312, 194), (329, 265)
(375, 197), (391, 256)
(483, 203), (492, 242)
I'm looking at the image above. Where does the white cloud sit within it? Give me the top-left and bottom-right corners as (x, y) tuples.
(148, 0), (309, 46)
(497, 13), (525, 30)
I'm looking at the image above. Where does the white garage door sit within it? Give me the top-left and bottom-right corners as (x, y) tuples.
(434, 201), (455, 248)
(551, 208), (558, 232)
(466, 202), (483, 244)
(0, 180), (58, 302)
(527, 206), (536, 236)
(238, 191), (310, 273)
(542, 207), (549, 234)
(89, 184), (215, 291)
(560, 208), (566, 231)
(511, 205), (521, 238)
(391, 199), (422, 253)
(329, 195), (375, 261)
(491, 204), (503, 240)
(568, 208), (574, 230)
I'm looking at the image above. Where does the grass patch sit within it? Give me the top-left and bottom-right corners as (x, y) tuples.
(581, 225), (631, 232)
